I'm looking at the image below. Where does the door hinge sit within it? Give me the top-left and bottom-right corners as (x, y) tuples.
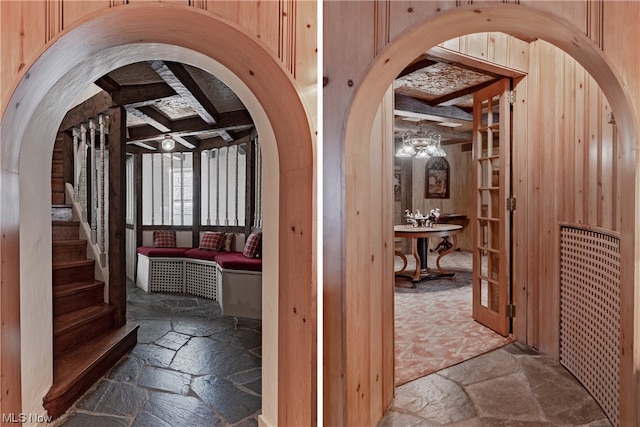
(507, 304), (516, 318)
(506, 197), (516, 211)
(508, 90), (516, 105)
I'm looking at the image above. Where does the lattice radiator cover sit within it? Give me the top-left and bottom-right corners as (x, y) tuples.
(185, 261), (217, 300)
(559, 226), (620, 427)
(149, 258), (185, 294)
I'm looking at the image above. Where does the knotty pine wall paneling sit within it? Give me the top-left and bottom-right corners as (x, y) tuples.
(322, 2), (377, 426)
(524, 39), (621, 359)
(0, 1), (317, 425)
(324, 2), (640, 426)
(511, 74), (529, 345)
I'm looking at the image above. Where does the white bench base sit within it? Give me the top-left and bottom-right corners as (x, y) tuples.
(136, 254), (262, 320)
(216, 267), (262, 320)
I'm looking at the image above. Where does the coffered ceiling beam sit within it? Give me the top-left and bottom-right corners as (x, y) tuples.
(150, 60), (220, 124)
(111, 82), (178, 106)
(94, 75), (121, 93)
(426, 77), (501, 106)
(174, 136), (196, 149)
(397, 55), (438, 78)
(125, 106), (171, 132)
(199, 133), (252, 151)
(126, 109), (253, 142)
(136, 106), (173, 130)
(395, 93), (473, 123)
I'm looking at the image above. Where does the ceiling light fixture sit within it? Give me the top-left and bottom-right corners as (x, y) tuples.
(395, 129), (446, 159)
(161, 135), (175, 151)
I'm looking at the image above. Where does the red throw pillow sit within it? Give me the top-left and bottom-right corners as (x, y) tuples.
(153, 230), (177, 248)
(200, 231), (225, 251)
(243, 231), (262, 258)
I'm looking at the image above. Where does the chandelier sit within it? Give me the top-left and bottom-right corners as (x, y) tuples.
(395, 129), (446, 159)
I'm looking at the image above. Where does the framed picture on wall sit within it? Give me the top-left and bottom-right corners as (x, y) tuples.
(394, 165), (402, 201)
(425, 157), (450, 199)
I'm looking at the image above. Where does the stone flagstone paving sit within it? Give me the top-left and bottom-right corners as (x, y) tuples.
(53, 281), (261, 427)
(379, 343), (612, 427)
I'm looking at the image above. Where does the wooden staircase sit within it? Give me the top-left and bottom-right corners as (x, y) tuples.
(44, 137), (138, 419)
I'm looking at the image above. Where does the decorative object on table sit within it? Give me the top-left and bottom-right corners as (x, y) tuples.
(404, 208), (441, 228)
(395, 129), (446, 159)
(429, 208), (441, 223)
(425, 157), (450, 199)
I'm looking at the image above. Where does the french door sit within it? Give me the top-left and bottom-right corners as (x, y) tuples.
(472, 78), (511, 336)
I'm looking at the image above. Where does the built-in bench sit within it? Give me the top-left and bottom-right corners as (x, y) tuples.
(136, 230), (262, 319)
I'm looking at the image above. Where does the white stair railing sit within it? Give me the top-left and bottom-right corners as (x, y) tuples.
(70, 113), (110, 275)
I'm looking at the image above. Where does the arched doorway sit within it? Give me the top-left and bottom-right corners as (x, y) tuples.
(331, 4), (637, 426)
(0, 5), (315, 425)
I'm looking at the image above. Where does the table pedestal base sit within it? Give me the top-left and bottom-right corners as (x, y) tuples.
(394, 224), (463, 287)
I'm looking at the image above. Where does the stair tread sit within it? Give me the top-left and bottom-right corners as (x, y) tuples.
(52, 259), (94, 269)
(46, 323), (138, 401)
(53, 280), (104, 296)
(52, 220), (80, 226)
(54, 304), (115, 336)
(53, 239), (87, 246)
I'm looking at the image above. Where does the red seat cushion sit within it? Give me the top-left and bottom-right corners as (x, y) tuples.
(214, 252), (263, 272)
(137, 247), (190, 257)
(185, 248), (221, 262)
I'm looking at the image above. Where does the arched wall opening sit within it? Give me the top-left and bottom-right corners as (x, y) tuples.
(0, 5), (315, 425)
(338, 4), (638, 425)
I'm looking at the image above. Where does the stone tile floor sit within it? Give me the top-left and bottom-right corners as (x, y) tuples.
(53, 281), (261, 427)
(379, 342), (613, 427)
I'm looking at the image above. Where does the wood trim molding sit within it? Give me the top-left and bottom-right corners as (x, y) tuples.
(587, 0), (604, 49)
(190, 0), (207, 11)
(374, 0), (391, 55)
(279, 0), (297, 76)
(45, 0), (63, 43)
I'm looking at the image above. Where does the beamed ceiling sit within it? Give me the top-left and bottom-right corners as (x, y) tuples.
(64, 47), (511, 151)
(394, 47), (510, 146)
(62, 61), (254, 153)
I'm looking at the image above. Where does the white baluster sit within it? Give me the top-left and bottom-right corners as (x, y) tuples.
(234, 145), (239, 226)
(160, 152), (165, 225)
(169, 153), (174, 226)
(180, 153), (184, 226)
(206, 150), (211, 225)
(73, 128), (79, 201)
(80, 123), (88, 221)
(225, 145), (230, 226)
(216, 148), (220, 225)
(151, 154), (155, 226)
(99, 115), (106, 255)
(89, 119), (97, 244)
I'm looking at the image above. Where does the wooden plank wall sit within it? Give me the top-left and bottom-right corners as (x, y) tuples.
(0, 0), (316, 122)
(324, 2), (640, 426)
(0, 1), (316, 425)
(524, 39), (619, 357)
